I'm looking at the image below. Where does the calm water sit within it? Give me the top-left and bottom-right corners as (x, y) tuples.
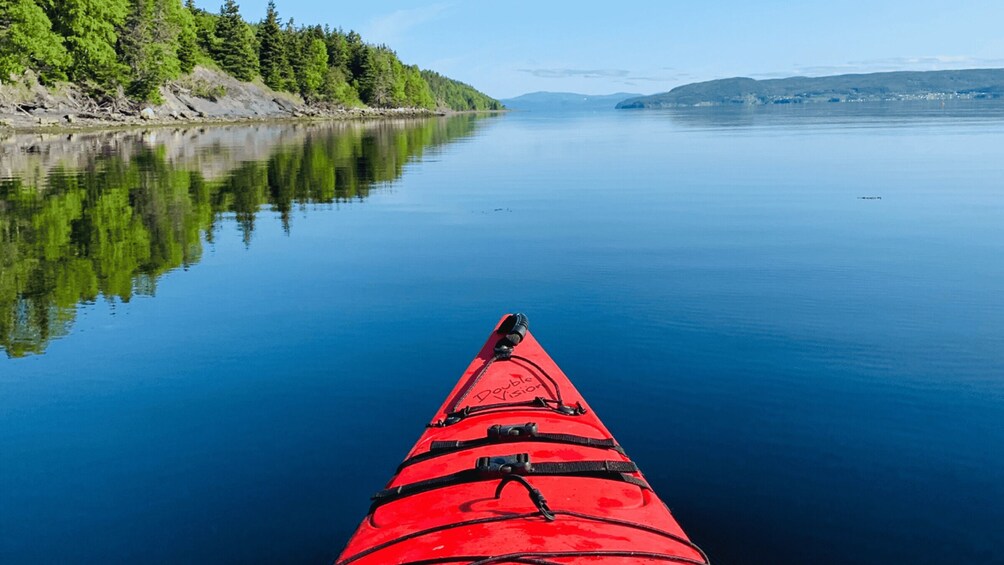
(2, 103), (1003, 564)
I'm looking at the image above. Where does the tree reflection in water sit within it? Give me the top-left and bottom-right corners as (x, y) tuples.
(0, 116), (486, 357)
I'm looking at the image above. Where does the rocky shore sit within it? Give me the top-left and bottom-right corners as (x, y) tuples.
(0, 66), (444, 133)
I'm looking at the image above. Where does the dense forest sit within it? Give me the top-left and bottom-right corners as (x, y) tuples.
(616, 69), (1004, 108)
(0, 0), (502, 110)
(0, 115), (487, 357)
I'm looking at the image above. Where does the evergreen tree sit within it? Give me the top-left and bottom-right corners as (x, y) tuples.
(189, 0), (220, 56)
(421, 69), (503, 110)
(214, 0), (257, 81)
(324, 28), (350, 75)
(256, 0), (284, 90)
(120, 0), (189, 102)
(45, 0), (129, 86)
(0, 0), (70, 81)
(176, 2), (198, 73)
(345, 30), (365, 80)
(281, 18), (301, 91)
(357, 47), (398, 107)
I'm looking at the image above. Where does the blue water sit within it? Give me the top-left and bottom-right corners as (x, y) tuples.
(2, 104), (1003, 564)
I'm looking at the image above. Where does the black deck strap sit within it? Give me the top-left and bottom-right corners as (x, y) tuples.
(430, 398), (587, 428)
(398, 423), (623, 472)
(371, 456), (649, 513)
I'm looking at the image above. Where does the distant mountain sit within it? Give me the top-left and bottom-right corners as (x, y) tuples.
(616, 69), (1004, 108)
(501, 91), (643, 111)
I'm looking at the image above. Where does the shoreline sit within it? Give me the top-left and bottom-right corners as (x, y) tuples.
(0, 66), (506, 136)
(0, 107), (507, 136)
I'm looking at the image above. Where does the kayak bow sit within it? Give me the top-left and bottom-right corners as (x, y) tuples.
(335, 314), (709, 564)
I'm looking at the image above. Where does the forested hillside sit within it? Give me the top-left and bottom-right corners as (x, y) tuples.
(420, 70), (503, 111)
(616, 69), (1004, 108)
(0, 0), (500, 111)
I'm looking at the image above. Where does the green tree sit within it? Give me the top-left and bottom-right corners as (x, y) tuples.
(0, 0), (70, 81)
(256, 0), (284, 90)
(120, 0), (188, 102)
(323, 27), (349, 75)
(176, 1), (198, 73)
(357, 46), (394, 107)
(214, 0), (257, 81)
(45, 0), (129, 86)
(320, 67), (361, 107)
(189, 0), (220, 56)
(298, 37), (326, 98)
(421, 69), (504, 110)
(403, 65), (435, 109)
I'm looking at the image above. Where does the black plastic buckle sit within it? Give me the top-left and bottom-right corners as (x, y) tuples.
(475, 453), (532, 475)
(488, 423), (538, 440)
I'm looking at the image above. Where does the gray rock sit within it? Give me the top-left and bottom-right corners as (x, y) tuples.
(63, 114), (75, 124)
(139, 107), (156, 120)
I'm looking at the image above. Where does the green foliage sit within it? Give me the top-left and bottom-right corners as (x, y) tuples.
(0, 0), (70, 81)
(176, 2), (197, 73)
(356, 46), (395, 107)
(324, 27), (349, 75)
(403, 65), (435, 109)
(320, 67), (361, 107)
(45, 0), (129, 86)
(298, 37), (327, 98)
(120, 0), (191, 102)
(256, 0), (284, 90)
(3, 0), (500, 108)
(189, 2), (220, 56)
(421, 70), (503, 111)
(214, 0), (257, 81)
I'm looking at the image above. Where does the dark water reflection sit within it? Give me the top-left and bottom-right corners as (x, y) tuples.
(0, 117), (485, 357)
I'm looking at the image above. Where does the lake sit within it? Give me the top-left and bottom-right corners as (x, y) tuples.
(2, 103), (1003, 564)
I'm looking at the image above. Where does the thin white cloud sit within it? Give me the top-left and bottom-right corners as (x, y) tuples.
(362, 3), (452, 46)
(518, 68), (631, 79)
(517, 68), (691, 83)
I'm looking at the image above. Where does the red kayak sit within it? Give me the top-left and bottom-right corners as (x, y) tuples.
(335, 314), (709, 564)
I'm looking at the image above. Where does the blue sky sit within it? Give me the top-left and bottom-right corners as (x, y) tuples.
(199, 0), (1004, 98)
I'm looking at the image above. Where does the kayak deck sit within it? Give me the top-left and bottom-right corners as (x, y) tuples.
(335, 314), (709, 564)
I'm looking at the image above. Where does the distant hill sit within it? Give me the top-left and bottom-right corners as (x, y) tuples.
(616, 69), (1004, 108)
(502, 91), (643, 111)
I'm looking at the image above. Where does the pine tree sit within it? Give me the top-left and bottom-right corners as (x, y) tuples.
(324, 28), (350, 75)
(176, 1), (198, 73)
(120, 0), (190, 102)
(189, 0), (220, 56)
(281, 18), (301, 91)
(214, 0), (257, 81)
(257, 0), (284, 90)
(0, 0), (70, 82)
(45, 0), (129, 86)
